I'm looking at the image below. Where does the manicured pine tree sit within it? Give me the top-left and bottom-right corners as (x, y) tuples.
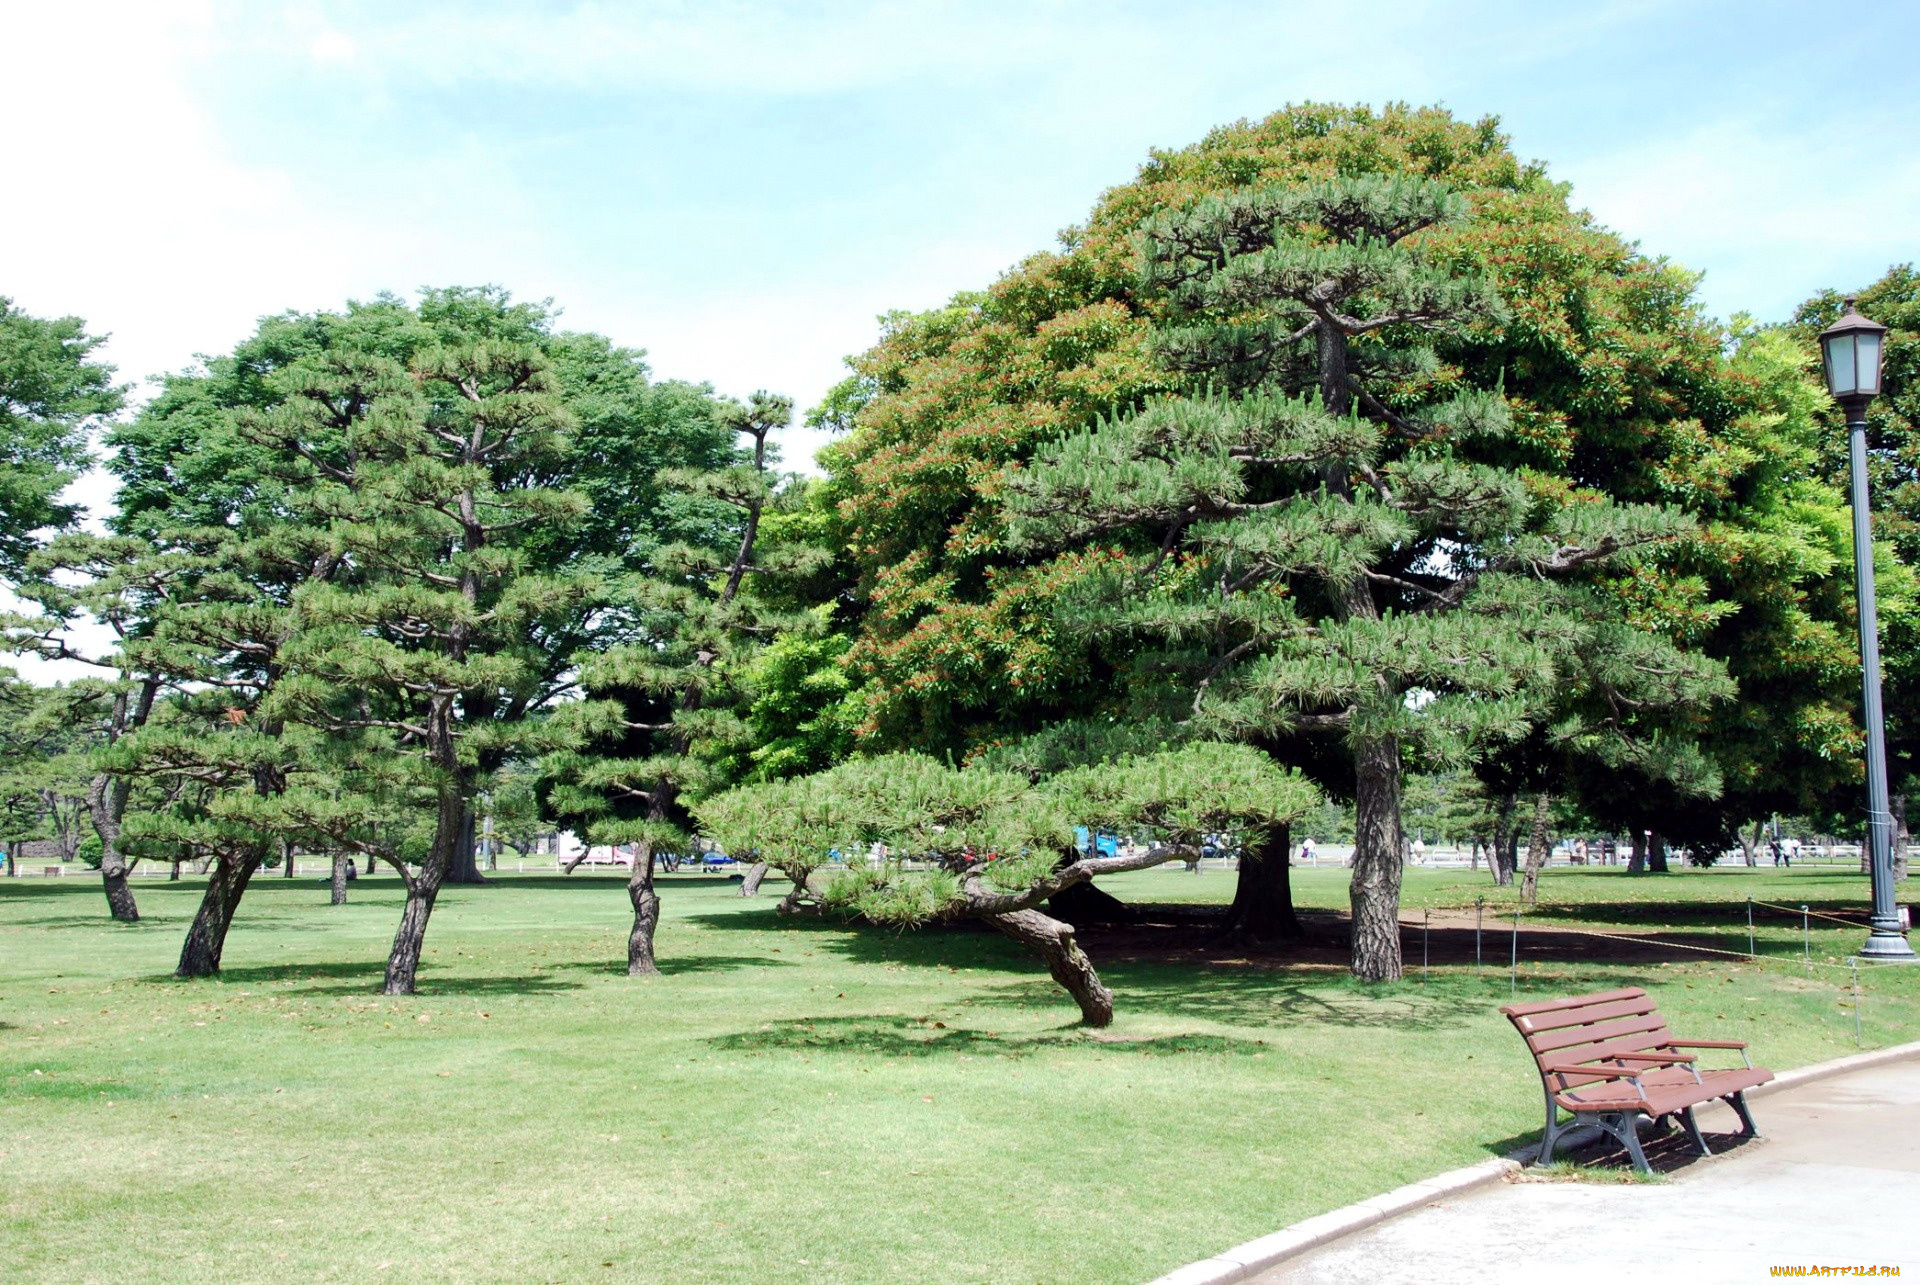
(700, 742), (1315, 1024)
(253, 339), (591, 995)
(1006, 174), (1695, 980)
(545, 391), (808, 975)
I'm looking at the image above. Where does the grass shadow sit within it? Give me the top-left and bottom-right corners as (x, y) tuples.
(709, 1014), (1274, 1059)
(139, 960), (586, 997)
(549, 954), (793, 978)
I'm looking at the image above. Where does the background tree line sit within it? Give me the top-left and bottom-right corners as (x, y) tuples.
(4, 104), (1916, 1003)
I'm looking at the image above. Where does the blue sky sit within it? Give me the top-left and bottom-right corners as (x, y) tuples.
(5, 0), (1919, 481)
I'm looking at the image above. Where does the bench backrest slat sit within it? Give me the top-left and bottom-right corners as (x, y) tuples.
(1506, 994), (1657, 1035)
(1526, 1013), (1671, 1055)
(1501, 987), (1645, 1020)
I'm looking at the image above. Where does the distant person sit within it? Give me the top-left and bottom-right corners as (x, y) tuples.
(1299, 837), (1316, 865)
(1772, 837), (1789, 867)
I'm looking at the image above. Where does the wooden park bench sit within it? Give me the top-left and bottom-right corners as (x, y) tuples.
(1501, 986), (1773, 1173)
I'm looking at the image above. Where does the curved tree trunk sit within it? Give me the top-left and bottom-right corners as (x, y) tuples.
(1223, 821), (1301, 943)
(1648, 830), (1669, 874)
(383, 719), (462, 995)
(739, 861), (769, 897)
(177, 848), (263, 977)
(560, 847), (590, 875)
(987, 907), (1113, 1027)
(1518, 792), (1553, 907)
(627, 842), (660, 976)
(88, 771), (140, 922)
(775, 874), (810, 915)
(1348, 737), (1405, 982)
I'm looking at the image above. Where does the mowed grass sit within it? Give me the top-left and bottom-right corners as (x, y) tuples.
(2, 863), (1917, 1283)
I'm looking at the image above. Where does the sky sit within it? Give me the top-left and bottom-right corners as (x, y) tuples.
(4, 0), (1920, 678)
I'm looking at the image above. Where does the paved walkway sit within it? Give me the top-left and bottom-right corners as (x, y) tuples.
(1256, 1060), (1920, 1285)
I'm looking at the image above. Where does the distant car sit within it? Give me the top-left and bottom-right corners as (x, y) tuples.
(1073, 826), (1119, 857)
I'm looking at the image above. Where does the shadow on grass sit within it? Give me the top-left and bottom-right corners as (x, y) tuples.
(138, 959), (587, 996)
(550, 954), (794, 978)
(709, 1014), (1273, 1059)
(475, 874), (746, 891)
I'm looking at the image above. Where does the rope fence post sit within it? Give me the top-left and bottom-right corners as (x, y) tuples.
(1850, 958), (1862, 1047)
(1422, 909), (1430, 985)
(1510, 904), (1520, 999)
(1747, 895), (1755, 959)
(1802, 904), (1811, 976)
(1475, 896), (1483, 973)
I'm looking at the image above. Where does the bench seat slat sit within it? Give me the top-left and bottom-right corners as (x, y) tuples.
(1556, 1067), (1772, 1116)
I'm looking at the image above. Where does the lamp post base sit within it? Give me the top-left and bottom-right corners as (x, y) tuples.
(1859, 927), (1918, 962)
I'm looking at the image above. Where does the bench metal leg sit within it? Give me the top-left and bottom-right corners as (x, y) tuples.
(1535, 1087), (1565, 1165)
(1725, 1090), (1761, 1140)
(1678, 1106), (1712, 1156)
(1590, 1111), (1653, 1175)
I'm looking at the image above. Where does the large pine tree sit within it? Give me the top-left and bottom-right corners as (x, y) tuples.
(1004, 173), (1696, 980)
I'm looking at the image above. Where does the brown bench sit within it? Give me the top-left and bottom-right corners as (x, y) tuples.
(1502, 986), (1772, 1173)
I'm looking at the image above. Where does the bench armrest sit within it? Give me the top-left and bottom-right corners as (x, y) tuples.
(1609, 1051), (1695, 1065)
(1539, 1061), (1641, 1080)
(1664, 1038), (1753, 1069)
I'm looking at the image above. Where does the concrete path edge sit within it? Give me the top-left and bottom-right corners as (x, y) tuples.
(1143, 1038), (1920, 1285)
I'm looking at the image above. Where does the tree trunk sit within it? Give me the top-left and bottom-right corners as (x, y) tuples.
(383, 713), (462, 996)
(176, 848), (263, 977)
(87, 770), (140, 921)
(560, 847), (589, 874)
(776, 875), (811, 915)
(384, 870), (441, 996)
(626, 842), (660, 976)
(1488, 793), (1517, 886)
(1894, 794), (1910, 884)
(986, 907), (1114, 1026)
(1223, 821), (1302, 943)
(1518, 792), (1553, 908)
(281, 835), (295, 878)
(1628, 829), (1647, 875)
(739, 861), (769, 897)
(330, 851), (349, 906)
(5, 840), (17, 877)
(1739, 818), (1765, 869)
(1348, 737), (1404, 982)
(1649, 830), (1669, 874)
(169, 861), (181, 881)
(444, 802), (487, 884)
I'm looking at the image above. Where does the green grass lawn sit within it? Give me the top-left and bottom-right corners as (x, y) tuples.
(3, 863), (1916, 1283)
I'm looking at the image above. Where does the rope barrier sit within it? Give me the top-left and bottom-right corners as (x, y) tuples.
(1750, 898), (1874, 930)
(1394, 913), (1864, 975)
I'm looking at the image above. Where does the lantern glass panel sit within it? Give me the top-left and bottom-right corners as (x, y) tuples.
(1826, 333), (1858, 395)
(1857, 331), (1883, 395)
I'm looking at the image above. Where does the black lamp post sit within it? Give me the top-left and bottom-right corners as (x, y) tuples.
(1819, 298), (1916, 961)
